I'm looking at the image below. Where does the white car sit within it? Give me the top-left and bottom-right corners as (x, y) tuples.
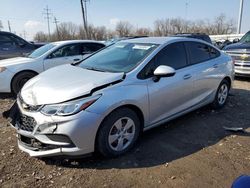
(0, 40), (105, 94)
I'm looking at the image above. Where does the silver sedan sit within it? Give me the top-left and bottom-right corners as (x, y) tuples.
(9, 37), (234, 158)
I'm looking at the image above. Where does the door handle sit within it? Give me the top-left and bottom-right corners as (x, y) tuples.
(183, 74), (192, 80)
(74, 58), (80, 61)
(213, 64), (218, 68)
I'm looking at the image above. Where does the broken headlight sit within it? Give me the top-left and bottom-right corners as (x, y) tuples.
(40, 95), (101, 116)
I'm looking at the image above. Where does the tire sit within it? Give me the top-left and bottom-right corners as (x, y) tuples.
(212, 79), (230, 109)
(96, 108), (141, 158)
(11, 72), (37, 95)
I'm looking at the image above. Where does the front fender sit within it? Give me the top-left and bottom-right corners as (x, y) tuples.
(86, 84), (149, 126)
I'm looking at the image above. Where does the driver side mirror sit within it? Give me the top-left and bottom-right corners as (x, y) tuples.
(233, 38), (240, 43)
(153, 65), (176, 82)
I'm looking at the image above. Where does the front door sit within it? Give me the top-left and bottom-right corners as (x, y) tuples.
(146, 42), (194, 125)
(43, 43), (82, 70)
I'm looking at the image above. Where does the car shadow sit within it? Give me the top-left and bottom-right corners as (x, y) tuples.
(41, 87), (250, 169)
(235, 76), (250, 82)
(0, 93), (15, 100)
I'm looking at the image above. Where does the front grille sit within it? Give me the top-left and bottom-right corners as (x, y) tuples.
(17, 113), (37, 132)
(227, 52), (250, 62)
(19, 135), (60, 150)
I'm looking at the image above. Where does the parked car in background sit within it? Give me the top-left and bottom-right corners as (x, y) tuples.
(223, 31), (250, 77)
(213, 39), (233, 50)
(0, 40), (105, 94)
(9, 37), (234, 158)
(104, 36), (148, 46)
(0, 31), (45, 60)
(173, 33), (212, 44)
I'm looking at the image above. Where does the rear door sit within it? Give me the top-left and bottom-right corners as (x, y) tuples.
(185, 41), (222, 104)
(145, 42), (195, 125)
(43, 43), (82, 70)
(0, 34), (20, 59)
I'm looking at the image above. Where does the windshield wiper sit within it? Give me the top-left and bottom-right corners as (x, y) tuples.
(84, 66), (107, 72)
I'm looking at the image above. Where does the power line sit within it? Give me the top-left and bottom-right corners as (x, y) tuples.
(43, 5), (52, 39)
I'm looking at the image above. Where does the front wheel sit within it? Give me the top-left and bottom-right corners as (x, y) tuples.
(212, 79), (230, 109)
(96, 108), (141, 158)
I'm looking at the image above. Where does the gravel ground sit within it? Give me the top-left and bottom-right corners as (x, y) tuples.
(0, 78), (250, 188)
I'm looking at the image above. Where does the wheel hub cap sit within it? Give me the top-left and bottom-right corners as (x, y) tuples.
(218, 84), (228, 105)
(108, 117), (135, 151)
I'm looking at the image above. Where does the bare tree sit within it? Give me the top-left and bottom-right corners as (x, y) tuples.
(212, 14), (236, 34)
(57, 22), (79, 40)
(0, 20), (3, 31)
(153, 19), (172, 36)
(115, 21), (133, 37)
(34, 31), (49, 42)
(135, 27), (152, 36)
(33, 14), (236, 42)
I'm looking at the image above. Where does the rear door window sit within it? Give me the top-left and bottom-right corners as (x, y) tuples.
(82, 43), (105, 54)
(186, 42), (210, 65)
(0, 35), (16, 48)
(186, 42), (220, 65)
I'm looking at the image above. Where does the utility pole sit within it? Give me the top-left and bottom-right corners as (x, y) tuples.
(237, 0), (244, 34)
(53, 17), (60, 40)
(84, 0), (88, 28)
(185, 1), (189, 19)
(8, 20), (11, 32)
(43, 5), (52, 40)
(80, 0), (89, 38)
(185, 1), (189, 33)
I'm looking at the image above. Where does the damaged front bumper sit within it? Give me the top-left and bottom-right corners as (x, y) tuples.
(8, 99), (103, 157)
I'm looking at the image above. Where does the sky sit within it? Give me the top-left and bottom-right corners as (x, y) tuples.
(0, 0), (249, 41)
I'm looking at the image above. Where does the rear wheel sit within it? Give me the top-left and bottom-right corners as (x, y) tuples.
(212, 79), (230, 109)
(96, 108), (141, 157)
(11, 72), (37, 95)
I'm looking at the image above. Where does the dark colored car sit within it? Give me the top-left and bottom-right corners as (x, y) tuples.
(0, 31), (45, 60)
(223, 31), (250, 77)
(173, 33), (212, 44)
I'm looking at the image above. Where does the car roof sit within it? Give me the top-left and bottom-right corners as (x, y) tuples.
(52, 40), (105, 46)
(121, 36), (202, 45)
(0, 31), (15, 35)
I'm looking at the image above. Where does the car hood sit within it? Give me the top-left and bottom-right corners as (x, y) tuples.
(0, 57), (34, 67)
(224, 42), (250, 52)
(21, 64), (124, 105)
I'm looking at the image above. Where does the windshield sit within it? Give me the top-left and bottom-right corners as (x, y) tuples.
(28, 43), (56, 58)
(240, 32), (250, 43)
(79, 42), (158, 73)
